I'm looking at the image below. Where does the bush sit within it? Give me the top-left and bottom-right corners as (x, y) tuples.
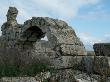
(0, 65), (20, 77)
(0, 64), (55, 78)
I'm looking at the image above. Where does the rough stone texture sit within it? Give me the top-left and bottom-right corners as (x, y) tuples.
(74, 70), (100, 82)
(93, 43), (110, 56)
(53, 56), (83, 69)
(35, 72), (51, 81)
(94, 56), (109, 75)
(57, 69), (76, 82)
(93, 43), (110, 77)
(81, 56), (94, 74)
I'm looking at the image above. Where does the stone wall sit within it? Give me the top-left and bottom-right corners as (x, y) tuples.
(93, 43), (110, 78)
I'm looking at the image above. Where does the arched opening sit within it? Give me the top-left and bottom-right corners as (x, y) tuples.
(22, 26), (45, 42)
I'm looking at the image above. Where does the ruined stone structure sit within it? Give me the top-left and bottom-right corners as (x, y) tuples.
(0, 7), (87, 82)
(93, 43), (110, 56)
(1, 7), (110, 82)
(1, 7), (86, 55)
(93, 43), (110, 79)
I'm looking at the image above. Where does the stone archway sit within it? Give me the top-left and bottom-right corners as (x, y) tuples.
(21, 26), (45, 42)
(20, 17), (87, 56)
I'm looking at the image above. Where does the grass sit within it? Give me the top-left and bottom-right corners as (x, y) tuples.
(0, 64), (55, 78)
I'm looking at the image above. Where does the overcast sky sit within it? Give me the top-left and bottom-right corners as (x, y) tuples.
(0, 0), (110, 50)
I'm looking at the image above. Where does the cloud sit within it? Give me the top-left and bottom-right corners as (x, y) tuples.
(0, 0), (101, 36)
(0, 0), (102, 40)
(78, 4), (110, 20)
(78, 32), (102, 50)
(103, 33), (110, 42)
(78, 32), (102, 45)
(31, 0), (101, 20)
(0, 0), (101, 24)
(78, 32), (110, 50)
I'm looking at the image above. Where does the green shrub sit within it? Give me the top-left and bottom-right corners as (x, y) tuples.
(0, 65), (20, 77)
(0, 64), (55, 77)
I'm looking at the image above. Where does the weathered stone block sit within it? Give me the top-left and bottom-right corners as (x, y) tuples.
(60, 44), (87, 56)
(94, 56), (109, 75)
(93, 43), (110, 56)
(53, 56), (83, 69)
(81, 56), (94, 74)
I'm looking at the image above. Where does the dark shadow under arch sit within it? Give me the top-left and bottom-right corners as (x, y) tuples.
(22, 26), (45, 42)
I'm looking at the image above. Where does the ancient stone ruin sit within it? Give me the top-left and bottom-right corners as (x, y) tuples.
(0, 7), (110, 82)
(0, 7), (87, 82)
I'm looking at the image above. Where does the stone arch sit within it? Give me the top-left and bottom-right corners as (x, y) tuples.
(20, 17), (86, 55)
(20, 17), (58, 47)
(21, 26), (45, 42)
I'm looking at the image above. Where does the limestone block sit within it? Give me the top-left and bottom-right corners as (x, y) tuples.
(53, 56), (83, 69)
(93, 43), (110, 56)
(81, 56), (94, 74)
(60, 44), (87, 56)
(94, 56), (109, 75)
